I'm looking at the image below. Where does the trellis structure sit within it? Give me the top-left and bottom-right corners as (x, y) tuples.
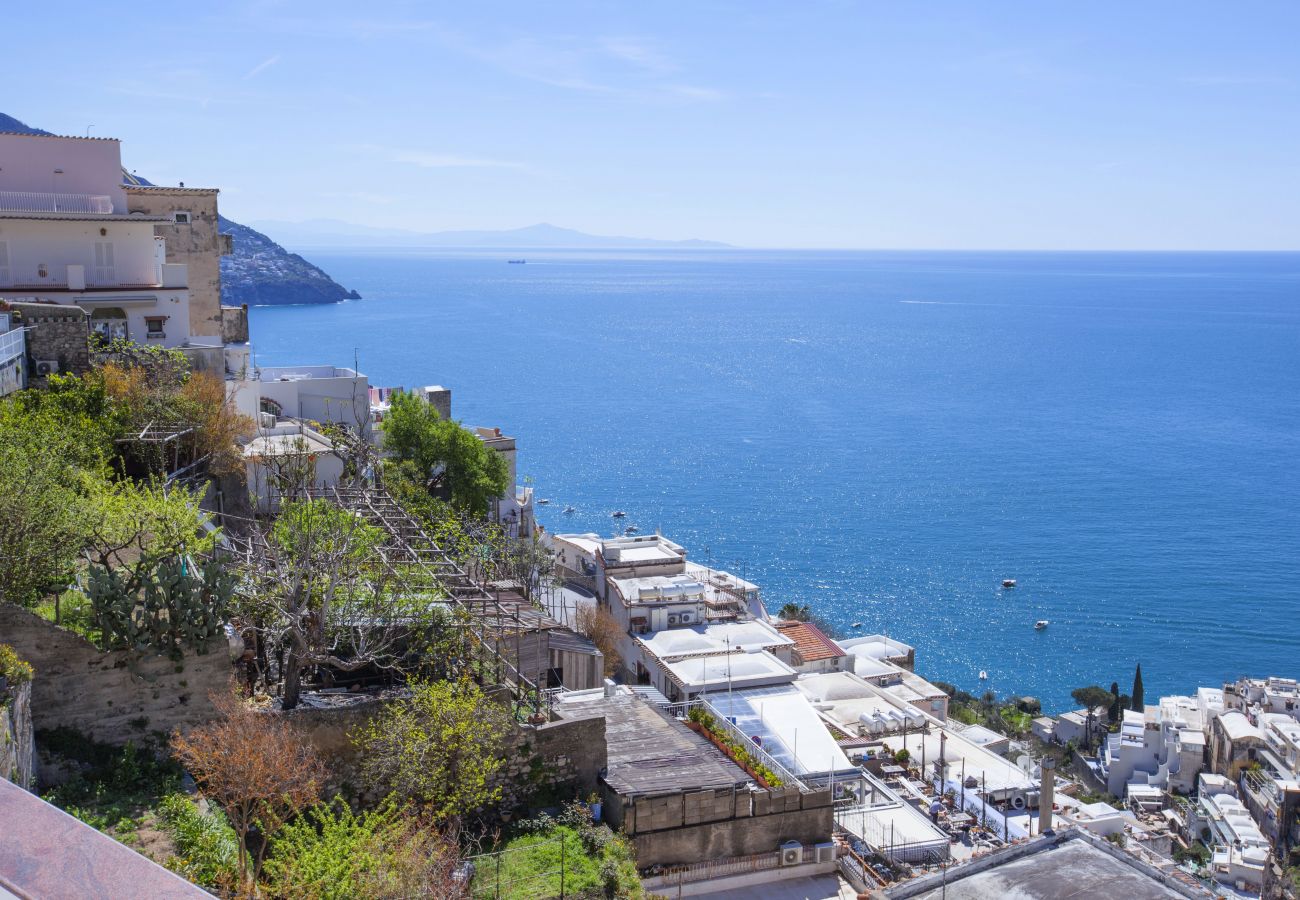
(304, 484), (556, 718)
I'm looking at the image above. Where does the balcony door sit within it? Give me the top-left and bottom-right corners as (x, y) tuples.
(93, 241), (115, 286)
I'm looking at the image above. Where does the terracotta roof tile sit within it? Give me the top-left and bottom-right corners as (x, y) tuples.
(773, 620), (845, 663)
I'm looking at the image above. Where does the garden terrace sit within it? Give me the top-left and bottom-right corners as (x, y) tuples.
(304, 485), (558, 714)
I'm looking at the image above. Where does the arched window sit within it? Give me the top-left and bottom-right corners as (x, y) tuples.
(90, 307), (128, 341)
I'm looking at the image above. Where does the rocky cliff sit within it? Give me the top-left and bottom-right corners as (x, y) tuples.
(218, 217), (360, 306)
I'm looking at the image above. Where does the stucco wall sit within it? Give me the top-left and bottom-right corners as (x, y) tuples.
(125, 187), (223, 338)
(0, 604), (233, 746)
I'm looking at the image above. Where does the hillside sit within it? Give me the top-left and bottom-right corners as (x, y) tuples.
(0, 113), (359, 306)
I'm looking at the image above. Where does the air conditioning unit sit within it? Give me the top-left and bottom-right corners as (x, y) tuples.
(667, 614), (680, 626)
(34, 359), (58, 377)
(679, 612), (694, 624)
(813, 842), (836, 863)
(779, 841), (803, 866)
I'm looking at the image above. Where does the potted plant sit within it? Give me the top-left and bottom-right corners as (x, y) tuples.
(587, 791), (602, 822)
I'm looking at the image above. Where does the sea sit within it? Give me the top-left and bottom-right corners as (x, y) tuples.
(247, 249), (1300, 712)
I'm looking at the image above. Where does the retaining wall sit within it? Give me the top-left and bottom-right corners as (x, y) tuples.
(0, 604), (233, 746)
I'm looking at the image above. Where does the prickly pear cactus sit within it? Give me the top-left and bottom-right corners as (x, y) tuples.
(87, 557), (233, 655)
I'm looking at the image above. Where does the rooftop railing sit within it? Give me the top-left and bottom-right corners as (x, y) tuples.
(0, 191), (114, 214)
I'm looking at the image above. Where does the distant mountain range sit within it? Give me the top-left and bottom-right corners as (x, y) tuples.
(249, 219), (733, 251)
(1, 113), (358, 306)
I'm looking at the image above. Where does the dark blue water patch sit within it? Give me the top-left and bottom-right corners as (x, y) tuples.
(248, 249), (1300, 712)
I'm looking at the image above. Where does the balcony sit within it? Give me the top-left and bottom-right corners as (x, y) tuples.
(0, 191), (114, 215)
(0, 327), (24, 365)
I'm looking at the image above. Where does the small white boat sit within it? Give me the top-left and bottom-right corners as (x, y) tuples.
(563, 505), (576, 514)
(1034, 620), (1049, 630)
(612, 510), (627, 518)
(1002, 579), (1017, 589)
(979, 670), (988, 680)
(537, 498), (550, 505)
(850, 621), (863, 628)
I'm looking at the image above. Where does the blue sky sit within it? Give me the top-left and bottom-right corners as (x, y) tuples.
(5, 1), (1299, 249)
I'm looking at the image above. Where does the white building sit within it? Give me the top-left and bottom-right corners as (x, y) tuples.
(1195, 792), (1270, 891)
(0, 132), (198, 352)
(836, 634), (915, 671)
(242, 419), (346, 510)
(1226, 676), (1300, 721)
(1100, 694), (1212, 798)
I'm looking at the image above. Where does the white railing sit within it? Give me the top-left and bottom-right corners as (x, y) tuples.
(664, 699), (810, 792)
(0, 329), (24, 365)
(0, 191), (114, 214)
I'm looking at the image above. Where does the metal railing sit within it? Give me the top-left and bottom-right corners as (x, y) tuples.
(0, 328), (23, 365)
(663, 698), (810, 792)
(642, 844), (826, 889)
(0, 191), (113, 214)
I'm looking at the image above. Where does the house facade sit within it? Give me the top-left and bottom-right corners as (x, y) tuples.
(0, 132), (196, 360)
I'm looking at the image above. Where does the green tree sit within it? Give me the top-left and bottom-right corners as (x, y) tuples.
(0, 402), (103, 607)
(381, 391), (509, 516)
(353, 678), (511, 823)
(1132, 663), (1144, 712)
(83, 477), (217, 593)
(247, 498), (392, 709)
(1071, 685), (1114, 713)
(777, 603), (811, 621)
(1109, 681), (1122, 723)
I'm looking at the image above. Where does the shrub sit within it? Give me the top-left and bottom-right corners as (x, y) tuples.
(0, 644), (33, 687)
(263, 798), (461, 900)
(157, 793), (239, 890)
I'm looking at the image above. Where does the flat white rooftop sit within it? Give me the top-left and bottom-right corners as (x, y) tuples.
(707, 684), (855, 778)
(553, 533), (603, 555)
(663, 649), (796, 693)
(838, 634), (913, 661)
(259, 365), (361, 381)
(601, 534), (686, 566)
(614, 573), (707, 604)
(637, 620), (792, 660)
(795, 672), (927, 737)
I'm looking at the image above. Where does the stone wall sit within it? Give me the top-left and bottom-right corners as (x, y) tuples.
(0, 604), (233, 746)
(7, 301), (90, 382)
(221, 304), (249, 343)
(125, 187), (224, 339)
(280, 696), (608, 814)
(613, 784), (834, 868)
(1, 681), (35, 789)
(497, 715), (607, 814)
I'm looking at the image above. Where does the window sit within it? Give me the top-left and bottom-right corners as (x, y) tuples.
(0, 242), (9, 286)
(145, 316), (167, 339)
(91, 308), (128, 342)
(93, 241), (115, 285)
(172, 211), (192, 225)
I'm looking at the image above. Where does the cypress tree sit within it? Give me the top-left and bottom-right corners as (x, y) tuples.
(1109, 681), (1121, 722)
(1131, 663), (1144, 713)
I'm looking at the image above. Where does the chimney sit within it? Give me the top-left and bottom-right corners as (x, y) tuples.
(1040, 757), (1056, 832)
